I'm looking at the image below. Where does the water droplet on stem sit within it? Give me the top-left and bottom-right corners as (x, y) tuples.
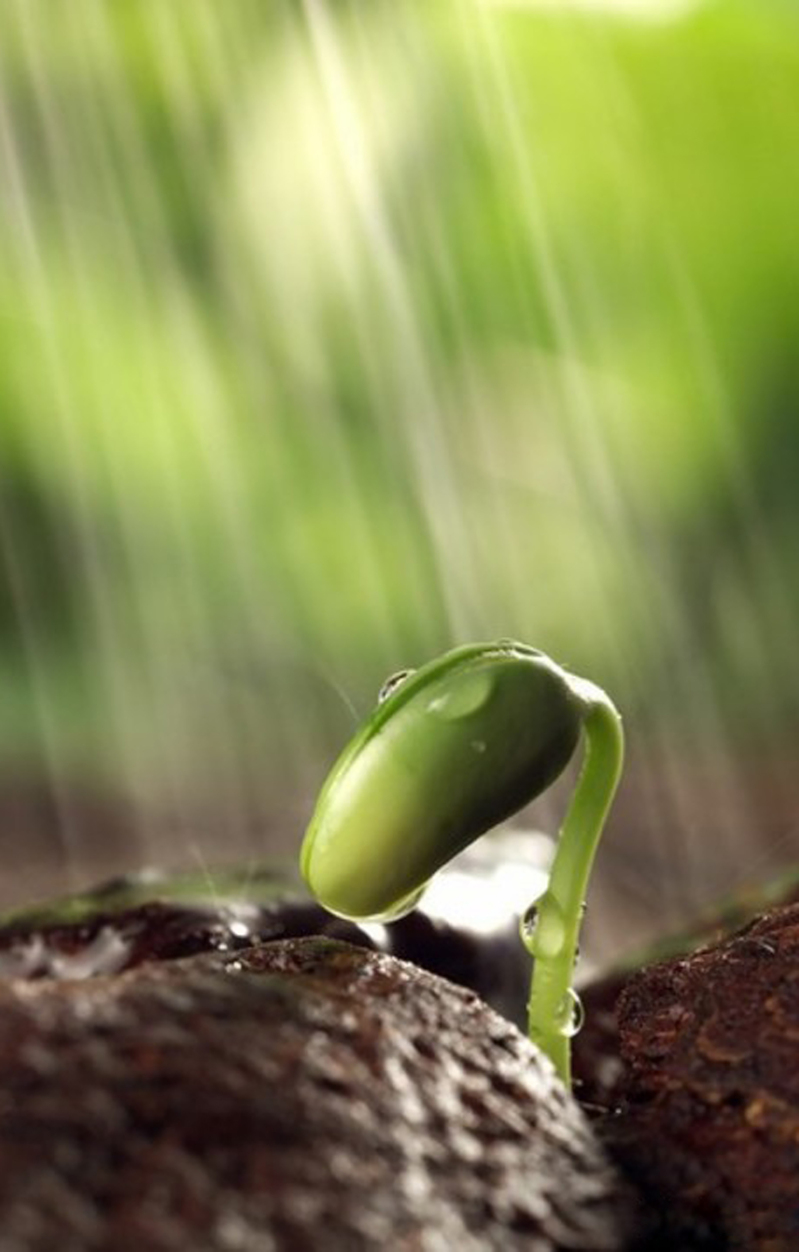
(554, 988), (584, 1038)
(519, 890), (566, 959)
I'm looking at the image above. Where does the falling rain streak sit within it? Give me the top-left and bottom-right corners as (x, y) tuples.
(0, 0), (797, 963)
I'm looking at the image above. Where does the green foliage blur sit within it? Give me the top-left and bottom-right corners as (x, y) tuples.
(1, 0), (798, 854)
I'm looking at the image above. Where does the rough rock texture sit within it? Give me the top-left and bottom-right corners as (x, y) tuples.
(0, 937), (631, 1252)
(574, 871), (799, 1114)
(606, 902), (799, 1251)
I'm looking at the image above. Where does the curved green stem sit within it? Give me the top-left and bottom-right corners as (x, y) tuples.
(525, 688), (624, 1087)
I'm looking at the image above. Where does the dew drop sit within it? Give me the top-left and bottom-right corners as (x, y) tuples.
(554, 988), (585, 1038)
(519, 891), (566, 959)
(377, 669), (415, 704)
(427, 670), (493, 721)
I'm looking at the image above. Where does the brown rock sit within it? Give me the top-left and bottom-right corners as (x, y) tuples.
(574, 869), (799, 1115)
(0, 937), (631, 1251)
(606, 902), (799, 1251)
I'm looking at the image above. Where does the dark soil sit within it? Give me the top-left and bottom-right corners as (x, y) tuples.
(0, 937), (631, 1252)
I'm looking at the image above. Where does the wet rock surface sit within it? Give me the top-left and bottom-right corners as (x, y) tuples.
(0, 937), (631, 1252)
(603, 902), (799, 1251)
(0, 894), (377, 978)
(0, 855), (533, 1025)
(573, 870), (799, 1114)
(8, 864), (799, 1250)
(0, 890), (530, 1032)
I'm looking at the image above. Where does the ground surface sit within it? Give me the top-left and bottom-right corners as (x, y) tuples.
(0, 937), (632, 1252)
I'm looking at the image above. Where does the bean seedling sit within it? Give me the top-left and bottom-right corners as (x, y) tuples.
(300, 641), (623, 1088)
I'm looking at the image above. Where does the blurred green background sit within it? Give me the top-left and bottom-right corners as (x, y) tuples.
(1, 0), (798, 947)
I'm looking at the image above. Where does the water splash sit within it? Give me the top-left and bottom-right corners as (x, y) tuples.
(0, 927), (131, 981)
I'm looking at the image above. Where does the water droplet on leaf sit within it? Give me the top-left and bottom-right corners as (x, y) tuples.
(377, 669), (415, 704)
(427, 670), (493, 721)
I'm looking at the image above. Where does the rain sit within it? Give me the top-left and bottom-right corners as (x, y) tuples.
(0, 0), (798, 967)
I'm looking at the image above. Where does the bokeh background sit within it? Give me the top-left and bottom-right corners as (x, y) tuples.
(1, 0), (798, 959)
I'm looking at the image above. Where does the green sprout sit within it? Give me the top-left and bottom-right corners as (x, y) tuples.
(300, 641), (623, 1088)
